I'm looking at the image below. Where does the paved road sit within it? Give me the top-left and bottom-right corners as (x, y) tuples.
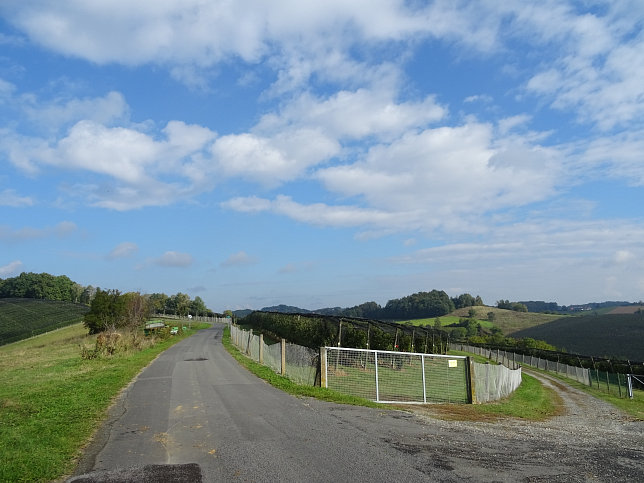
(71, 325), (643, 482)
(71, 324), (454, 482)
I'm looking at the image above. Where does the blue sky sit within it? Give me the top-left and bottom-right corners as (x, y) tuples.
(1, 1), (643, 312)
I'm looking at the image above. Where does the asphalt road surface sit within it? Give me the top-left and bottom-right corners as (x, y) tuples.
(71, 324), (453, 482)
(70, 324), (643, 482)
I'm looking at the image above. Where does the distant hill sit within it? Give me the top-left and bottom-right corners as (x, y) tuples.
(0, 298), (90, 345)
(260, 304), (311, 314)
(511, 313), (644, 361)
(451, 306), (563, 335)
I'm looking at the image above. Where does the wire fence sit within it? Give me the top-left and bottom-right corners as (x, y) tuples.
(229, 326), (525, 404)
(230, 324), (319, 386)
(453, 343), (642, 399)
(323, 347), (470, 404)
(453, 343), (591, 385)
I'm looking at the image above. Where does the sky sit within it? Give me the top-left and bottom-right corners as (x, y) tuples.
(1, 1), (644, 312)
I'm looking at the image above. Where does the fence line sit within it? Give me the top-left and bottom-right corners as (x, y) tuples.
(230, 324), (319, 386)
(229, 327), (524, 404)
(453, 343), (592, 385)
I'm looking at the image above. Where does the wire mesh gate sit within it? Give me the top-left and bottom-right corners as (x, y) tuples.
(323, 347), (470, 404)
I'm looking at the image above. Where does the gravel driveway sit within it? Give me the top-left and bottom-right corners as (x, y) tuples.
(391, 369), (643, 481)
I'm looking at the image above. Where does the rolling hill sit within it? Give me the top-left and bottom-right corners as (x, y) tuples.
(511, 312), (644, 361)
(0, 298), (90, 345)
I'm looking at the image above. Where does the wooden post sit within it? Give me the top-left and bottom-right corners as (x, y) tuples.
(466, 356), (475, 404)
(281, 338), (286, 376)
(319, 347), (327, 388)
(259, 333), (264, 364)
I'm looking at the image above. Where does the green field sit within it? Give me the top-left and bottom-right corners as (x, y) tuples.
(0, 298), (90, 345)
(398, 315), (495, 330)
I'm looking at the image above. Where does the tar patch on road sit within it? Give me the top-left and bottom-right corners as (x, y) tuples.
(68, 463), (202, 482)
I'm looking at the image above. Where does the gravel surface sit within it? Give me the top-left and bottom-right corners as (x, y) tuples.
(391, 369), (643, 481)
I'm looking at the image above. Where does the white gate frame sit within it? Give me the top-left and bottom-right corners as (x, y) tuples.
(324, 346), (467, 404)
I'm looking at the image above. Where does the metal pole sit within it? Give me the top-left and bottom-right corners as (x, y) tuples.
(374, 351), (380, 403)
(421, 354), (427, 404)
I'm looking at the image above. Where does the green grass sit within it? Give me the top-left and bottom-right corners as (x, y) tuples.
(0, 298), (90, 345)
(398, 315), (494, 330)
(0, 322), (209, 482)
(221, 326), (383, 408)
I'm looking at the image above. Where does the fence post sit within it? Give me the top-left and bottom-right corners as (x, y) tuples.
(281, 338), (287, 376)
(374, 351), (380, 403)
(320, 347), (327, 388)
(259, 333), (264, 364)
(421, 354), (427, 404)
(466, 356), (475, 404)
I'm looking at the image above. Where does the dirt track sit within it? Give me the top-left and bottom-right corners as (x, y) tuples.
(393, 369), (644, 481)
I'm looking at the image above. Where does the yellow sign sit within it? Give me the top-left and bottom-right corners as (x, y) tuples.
(448, 359), (458, 368)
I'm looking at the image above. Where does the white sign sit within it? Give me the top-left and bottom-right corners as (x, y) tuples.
(448, 359), (458, 368)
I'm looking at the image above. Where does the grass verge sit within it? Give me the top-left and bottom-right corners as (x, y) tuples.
(221, 326), (383, 408)
(0, 322), (208, 482)
(405, 373), (562, 422)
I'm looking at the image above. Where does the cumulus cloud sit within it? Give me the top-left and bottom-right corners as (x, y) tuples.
(106, 242), (138, 260)
(0, 260), (23, 276)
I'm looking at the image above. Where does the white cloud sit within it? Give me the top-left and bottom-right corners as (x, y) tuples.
(154, 251), (193, 267)
(106, 242), (138, 260)
(0, 260), (23, 276)
(23, 91), (129, 133)
(221, 251), (258, 268)
(0, 221), (76, 242)
(0, 189), (33, 207)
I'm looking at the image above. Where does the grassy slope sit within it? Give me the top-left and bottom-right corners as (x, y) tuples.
(0, 322), (208, 482)
(398, 306), (562, 335)
(0, 298), (90, 345)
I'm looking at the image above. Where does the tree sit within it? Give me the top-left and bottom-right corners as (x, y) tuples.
(171, 293), (191, 316)
(190, 296), (207, 316)
(122, 292), (151, 329)
(487, 311), (496, 322)
(83, 288), (124, 334)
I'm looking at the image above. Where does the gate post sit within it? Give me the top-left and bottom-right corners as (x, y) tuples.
(320, 347), (327, 388)
(466, 356), (475, 404)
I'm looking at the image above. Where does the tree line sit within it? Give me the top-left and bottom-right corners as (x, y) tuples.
(0, 272), (97, 304)
(242, 311), (450, 354)
(315, 290), (484, 320)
